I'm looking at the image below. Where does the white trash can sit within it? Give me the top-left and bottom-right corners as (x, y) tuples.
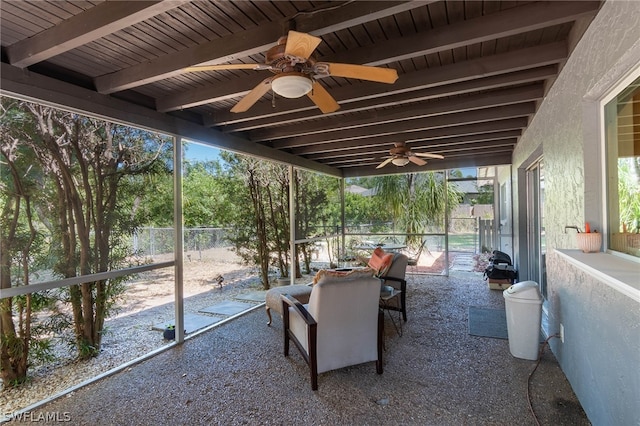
(503, 281), (543, 360)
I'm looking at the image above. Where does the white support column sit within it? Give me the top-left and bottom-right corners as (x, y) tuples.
(173, 136), (185, 342)
(289, 165), (296, 284)
(340, 178), (346, 260)
(444, 173), (450, 276)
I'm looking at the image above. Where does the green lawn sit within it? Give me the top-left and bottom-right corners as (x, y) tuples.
(447, 233), (478, 251)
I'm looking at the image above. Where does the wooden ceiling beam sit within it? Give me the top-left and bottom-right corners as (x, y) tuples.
(154, 0), (594, 115)
(206, 42), (566, 126)
(272, 103), (535, 149)
(305, 133), (520, 160)
(325, 1), (600, 66)
(250, 84), (543, 141)
(94, 1), (429, 94)
(7, 1), (188, 68)
(343, 153), (513, 177)
(314, 140), (518, 166)
(294, 1), (437, 35)
(0, 0), (602, 177)
(332, 145), (516, 168)
(0, 62), (340, 177)
(217, 65), (557, 133)
(290, 118), (528, 155)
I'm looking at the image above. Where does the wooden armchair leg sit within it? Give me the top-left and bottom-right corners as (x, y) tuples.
(266, 306), (273, 326)
(401, 302), (407, 322)
(401, 284), (407, 322)
(284, 332), (290, 357)
(376, 310), (384, 374)
(309, 324), (318, 390)
(282, 301), (290, 356)
(311, 369), (318, 391)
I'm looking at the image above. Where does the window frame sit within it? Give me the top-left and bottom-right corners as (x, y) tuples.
(600, 67), (640, 260)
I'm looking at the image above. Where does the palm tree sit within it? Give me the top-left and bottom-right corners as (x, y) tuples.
(374, 172), (461, 249)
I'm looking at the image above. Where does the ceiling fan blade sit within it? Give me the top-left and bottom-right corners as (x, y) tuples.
(414, 152), (445, 159)
(307, 81), (340, 114)
(322, 63), (398, 84)
(285, 30), (322, 60)
(376, 158), (394, 169)
(230, 77), (273, 113)
(408, 156), (427, 166)
(184, 63), (269, 72)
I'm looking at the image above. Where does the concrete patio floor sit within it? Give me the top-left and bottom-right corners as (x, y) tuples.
(12, 271), (590, 425)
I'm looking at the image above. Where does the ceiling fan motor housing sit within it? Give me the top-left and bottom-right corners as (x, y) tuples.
(390, 146), (410, 156)
(266, 40), (316, 74)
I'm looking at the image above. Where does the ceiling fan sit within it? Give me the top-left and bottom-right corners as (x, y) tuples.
(376, 142), (445, 169)
(183, 30), (398, 114)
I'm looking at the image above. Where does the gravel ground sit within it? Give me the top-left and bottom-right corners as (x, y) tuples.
(5, 270), (589, 425)
(1, 248), (266, 414)
(1, 247), (457, 416)
(2, 244), (385, 415)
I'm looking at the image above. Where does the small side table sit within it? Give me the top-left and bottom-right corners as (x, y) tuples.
(380, 289), (403, 336)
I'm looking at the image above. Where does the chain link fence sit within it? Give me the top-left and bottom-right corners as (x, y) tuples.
(133, 227), (231, 257)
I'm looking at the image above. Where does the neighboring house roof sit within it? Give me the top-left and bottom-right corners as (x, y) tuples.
(450, 180), (479, 195)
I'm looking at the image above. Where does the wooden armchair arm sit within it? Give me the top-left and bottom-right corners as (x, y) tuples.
(380, 275), (407, 291)
(282, 293), (319, 389)
(281, 294), (317, 326)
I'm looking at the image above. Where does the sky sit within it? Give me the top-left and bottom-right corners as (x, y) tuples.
(183, 141), (221, 163)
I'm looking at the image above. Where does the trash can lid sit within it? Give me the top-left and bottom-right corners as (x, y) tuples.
(503, 281), (542, 301)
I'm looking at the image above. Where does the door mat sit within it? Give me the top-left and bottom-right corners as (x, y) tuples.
(468, 306), (545, 341)
(468, 306), (508, 339)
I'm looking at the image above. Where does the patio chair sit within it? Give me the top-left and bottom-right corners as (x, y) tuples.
(281, 270), (383, 390)
(360, 248), (409, 322)
(405, 240), (427, 273)
(379, 252), (409, 322)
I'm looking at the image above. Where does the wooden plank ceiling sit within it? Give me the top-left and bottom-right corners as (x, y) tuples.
(0, 0), (602, 177)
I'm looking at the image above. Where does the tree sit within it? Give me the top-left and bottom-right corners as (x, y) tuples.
(183, 160), (231, 227)
(294, 170), (337, 274)
(3, 100), (171, 360)
(475, 183), (494, 205)
(374, 172), (461, 249)
(618, 157), (640, 233)
(1, 101), (43, 384)
(219, 153), (290, 289)
(1, 100), (68, 385)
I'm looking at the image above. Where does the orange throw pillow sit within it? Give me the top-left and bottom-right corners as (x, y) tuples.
(368, 247), (394, 276)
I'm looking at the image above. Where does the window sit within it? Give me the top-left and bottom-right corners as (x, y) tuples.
(604, 74), (640, 258)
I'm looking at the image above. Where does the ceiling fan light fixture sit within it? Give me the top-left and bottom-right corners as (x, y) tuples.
(391, 157), (410, 167)
(271, 74), (313, 98)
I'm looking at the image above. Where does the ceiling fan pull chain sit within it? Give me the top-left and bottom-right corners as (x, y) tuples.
(272, 90), (276, 108)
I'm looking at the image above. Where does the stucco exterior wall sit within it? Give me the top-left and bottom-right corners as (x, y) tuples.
(510, 1), (640, 424)
(545, 253), (640, 425)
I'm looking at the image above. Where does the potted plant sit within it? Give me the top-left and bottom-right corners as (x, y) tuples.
(163, 324), (175, 340)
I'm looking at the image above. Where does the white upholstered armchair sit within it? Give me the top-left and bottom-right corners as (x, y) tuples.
(281, 270), (384, 390)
